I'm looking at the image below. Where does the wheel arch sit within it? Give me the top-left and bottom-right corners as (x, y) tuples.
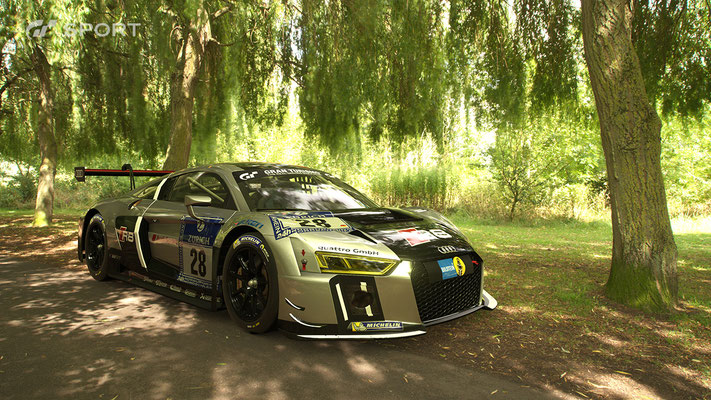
(79, 208), (101, 260)
(216, 226), (262, 276)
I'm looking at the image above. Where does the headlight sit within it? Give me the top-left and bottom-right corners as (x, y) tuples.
(315, 252), (399, 275)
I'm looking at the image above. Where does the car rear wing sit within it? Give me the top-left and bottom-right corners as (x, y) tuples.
(74, 164), (173, 190)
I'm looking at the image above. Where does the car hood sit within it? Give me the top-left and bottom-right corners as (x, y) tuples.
(289, 208), (474, 261)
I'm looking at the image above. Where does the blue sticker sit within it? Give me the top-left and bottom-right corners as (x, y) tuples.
(237, 219), (264, 229)
(179, 217), (223, 246)
(437, 258), (458, 280)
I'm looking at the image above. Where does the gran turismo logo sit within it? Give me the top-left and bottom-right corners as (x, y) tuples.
(26, 19), (141, 38)
(26, 19), (56, 38)
(239, 171), (259, 180)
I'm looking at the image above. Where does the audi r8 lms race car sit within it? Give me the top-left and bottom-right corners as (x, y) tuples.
(76, 162), (497, 339)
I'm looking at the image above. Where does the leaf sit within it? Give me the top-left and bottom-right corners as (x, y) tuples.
(490, 389), (498, 395)
(217, 362), (227, 365)
(614, 370), (631, 376)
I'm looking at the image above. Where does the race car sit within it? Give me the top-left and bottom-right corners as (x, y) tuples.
(76, 162), (497, 339)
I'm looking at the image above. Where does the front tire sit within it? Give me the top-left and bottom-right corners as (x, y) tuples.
(222, 233), (279, 333)
(85, 214), (110, 281)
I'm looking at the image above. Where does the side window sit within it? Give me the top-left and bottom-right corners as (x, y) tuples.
(194, 174), (232, 209)
(157, 176), (177, 201)
(167, 173), (196, 204)
(134, 179), (162, 199)
(166, 172), (234, 209)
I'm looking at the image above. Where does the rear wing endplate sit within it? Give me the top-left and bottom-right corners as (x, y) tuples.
(75, 164), (173, 190)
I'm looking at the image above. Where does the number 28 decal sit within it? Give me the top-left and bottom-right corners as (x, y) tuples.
(190, 248), (207, 277)
(294, 218), (331, 228)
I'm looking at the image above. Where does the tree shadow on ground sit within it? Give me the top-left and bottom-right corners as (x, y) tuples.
(0, 258), (550, 400)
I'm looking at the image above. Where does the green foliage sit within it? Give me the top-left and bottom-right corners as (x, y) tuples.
(370, 165), (457, 211)
(0, 0), (710, 221)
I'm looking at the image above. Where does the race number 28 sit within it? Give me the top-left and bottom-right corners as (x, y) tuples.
(190, 248), (207, 277)
(295, 218), (331, 227)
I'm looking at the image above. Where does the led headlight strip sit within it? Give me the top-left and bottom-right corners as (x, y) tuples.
(315, 252), (399, 275)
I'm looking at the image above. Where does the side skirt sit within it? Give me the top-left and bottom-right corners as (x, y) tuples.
(109, 270), (224, 311)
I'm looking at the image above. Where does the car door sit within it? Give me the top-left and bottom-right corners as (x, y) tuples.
(142, 171), (237, 288)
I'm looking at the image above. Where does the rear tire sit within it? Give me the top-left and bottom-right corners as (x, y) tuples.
(85, 214), (110, 281)
(222, 233), (279, 333)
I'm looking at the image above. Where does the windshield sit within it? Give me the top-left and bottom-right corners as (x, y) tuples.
(234, 172), (377, 211)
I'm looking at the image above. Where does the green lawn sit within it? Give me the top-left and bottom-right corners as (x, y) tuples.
(450, 213), (711, 329)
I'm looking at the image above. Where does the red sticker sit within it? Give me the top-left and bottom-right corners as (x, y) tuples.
(398, 228), (435, 246)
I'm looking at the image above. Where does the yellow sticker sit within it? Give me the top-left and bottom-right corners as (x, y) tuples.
(453, 256), (466, 276)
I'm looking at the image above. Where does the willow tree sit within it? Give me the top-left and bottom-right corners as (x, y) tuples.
(581, 0), (679, 309)
(0, 1), (85, 226)
(161, 0), (236, 170)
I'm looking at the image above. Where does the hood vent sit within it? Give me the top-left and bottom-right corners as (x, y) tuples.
(335, 208), (421, 226)
(348, 229), (378, 244)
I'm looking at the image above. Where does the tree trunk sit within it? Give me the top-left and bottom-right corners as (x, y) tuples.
(581, 0), (678, 310)
(31, 45), (58, 227)
(162, 9), (212, 170)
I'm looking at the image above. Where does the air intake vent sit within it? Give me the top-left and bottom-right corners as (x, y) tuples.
(348, 230), (377, 244)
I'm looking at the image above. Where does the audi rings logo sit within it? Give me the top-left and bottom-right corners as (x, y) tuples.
(437, 245), (457, 254)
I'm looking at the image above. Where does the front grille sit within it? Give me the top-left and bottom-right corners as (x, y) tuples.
(411, 260), (482, 323)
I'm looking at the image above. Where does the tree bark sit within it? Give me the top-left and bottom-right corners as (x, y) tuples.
(31, 45), (58, 227)
(162, 9), (212, 170)
(581, 0), (678, 310)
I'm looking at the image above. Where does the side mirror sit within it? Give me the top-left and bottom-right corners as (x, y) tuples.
(185, 195), (211, 222)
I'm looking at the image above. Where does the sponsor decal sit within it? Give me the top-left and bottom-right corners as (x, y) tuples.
(264, 168), (320, 176)
(398, 228), (435, 246)
(437, 256), (466, 280)
(269, 211), (353, 240)
(238, 168), (323, 181)
(117, 226), (134, 243)
(429, 228), (452, 239)
(437, 245), (458, 254)
(316, 245), (387, 258)
(178, 216), (222, 283)
(238, 171), (259, 180)
(196, 220), (206, 233)
(237, 219), (264, 229)
(398, 228), (453, 246)
(177, 271), (213, 290)
(349, 321), (404, 332)
(237, 235), (270, 261)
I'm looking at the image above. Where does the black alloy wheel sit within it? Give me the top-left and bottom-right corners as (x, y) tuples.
(226, 245), (270, 321)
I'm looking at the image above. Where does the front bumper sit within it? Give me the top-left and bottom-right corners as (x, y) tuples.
(277, 258), (497, 339)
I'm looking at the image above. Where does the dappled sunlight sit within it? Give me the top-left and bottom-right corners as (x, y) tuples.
(672, 216), (711, 234)
(564, 366), (662, 400)
(2, 261), (199, 338)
